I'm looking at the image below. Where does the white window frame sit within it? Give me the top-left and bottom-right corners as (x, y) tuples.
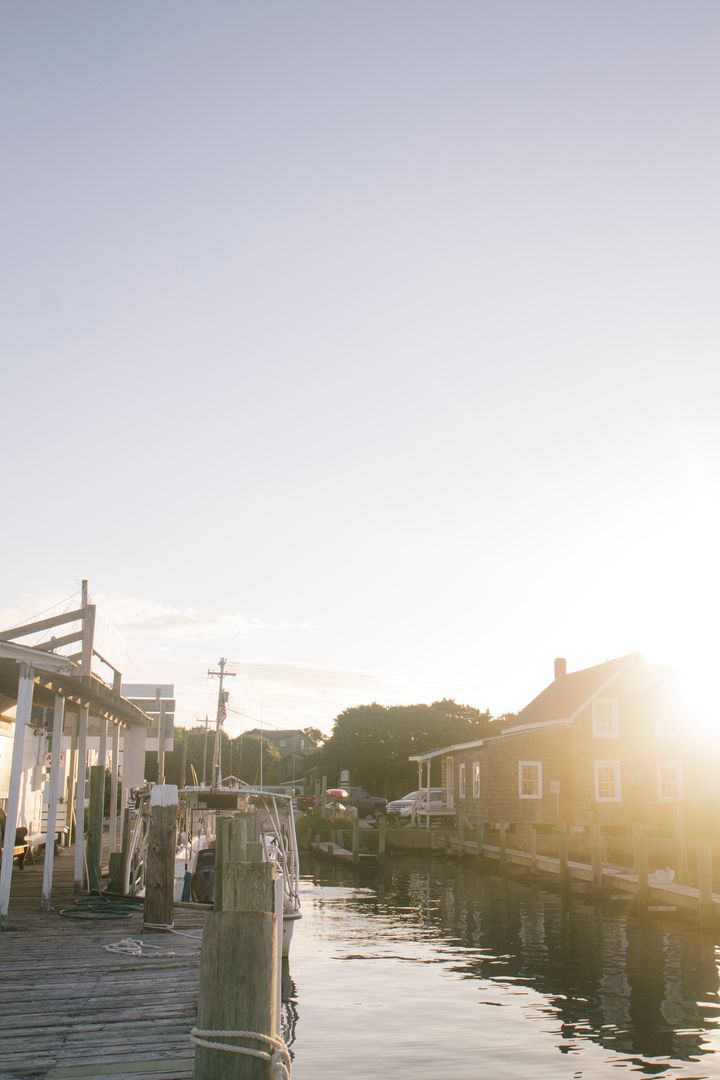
(518, 760), (542, 800)
(472, 761), (481, 799)
(592, 698), (620, 739)
(458, 762), (466, 800)
(657, 761), (684, 802)
(594, 760), (622, 802)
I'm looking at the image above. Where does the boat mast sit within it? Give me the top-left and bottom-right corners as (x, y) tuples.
(208, 657), (235, 787)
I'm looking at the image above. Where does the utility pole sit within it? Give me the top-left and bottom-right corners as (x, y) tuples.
(208, 659), (235, 788)
(201, 715), (209, 786)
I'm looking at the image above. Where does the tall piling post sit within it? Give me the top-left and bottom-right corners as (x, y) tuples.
(352, 812), (360, 865)
(527, 824), (537, 875)
(674, 805), (690, 885)
(499, 821), (508, 872)
(590, 822), (603, 895)
(558, 822), (569, 890)
(633, 823), (649, 908)
(697, 838), (714, 927)
(378, 814), (386, 864)
(119, 808), (132, 895)
(143, 785), (177, 932)
(86, 764), (105, 892)
(194, 816), (281, 1080)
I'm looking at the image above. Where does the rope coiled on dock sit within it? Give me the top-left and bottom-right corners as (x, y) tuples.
(190, 1027), (292, 1079)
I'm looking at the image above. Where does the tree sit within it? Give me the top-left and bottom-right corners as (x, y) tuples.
(145, 725), (281, 787)
(315, 699), (497, 798)
(303, 726), (326, 747)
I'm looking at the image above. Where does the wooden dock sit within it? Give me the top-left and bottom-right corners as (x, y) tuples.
(0, 848), (204, 1080)
(443, 833), (720, 919)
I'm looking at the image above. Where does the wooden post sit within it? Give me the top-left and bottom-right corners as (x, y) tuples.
(558, 822), (569, 889)
(352, 813), (360, 865)
(457, 812), (465, 858)
(73, 706), (89, 892)
(143, 784), (178, 931)
(41, 693), (65, 910)
(591, 822), (603, 893)
(319, 775), (327, 819)
(476, 821), (485, 861)
(527, 824), (537, 873)
(633, 823), (649, 907)
(215, 815), (249, 910)
(109, 722), (120, 853)
(697, 838), (714, 927)
(499, 821), (507, 870)
(66, 727), (78, 845)
(86, 764), (105, 892)
(378, 814), (386, 864)
(674, 805), (690, 885)
(195, 850), (279, 1078)
(0, 663), (35, 929)
(119, 808), (132, 895)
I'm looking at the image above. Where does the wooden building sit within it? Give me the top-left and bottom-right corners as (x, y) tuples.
(411, 653), (716, 832)
(0, 581), (151, 927)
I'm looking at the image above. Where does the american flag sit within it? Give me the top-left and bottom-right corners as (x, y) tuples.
(217, 702), (227, 725)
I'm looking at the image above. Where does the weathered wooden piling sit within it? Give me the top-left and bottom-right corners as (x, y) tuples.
(674, 805), (690, 885)
(378, 815), (386, 864)
(476, 821), (485, 861)
(143, 784), (177, 931)
(632, 823), (649, 907)
(352, 813), (360, 865)
(194, 816), (281, 1080)
(697, 838), (714, 927)
(558, 822), (569, 888)
(86, 764), (105, 892)
(527, 824), (537, 873)
(119, 807), (132, 895)
(457, 811), (465, 857)
(590, 822), (603, 893)
(498, 822), (507, 870)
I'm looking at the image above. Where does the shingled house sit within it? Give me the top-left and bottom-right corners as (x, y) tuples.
(412, 654), (715, 831)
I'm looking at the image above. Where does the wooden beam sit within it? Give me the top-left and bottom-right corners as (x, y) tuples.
(0, 664), (35, 928)
(41, 694), (65, 909)
(0, 608), (84, 642)
(35, 630), (83, 652)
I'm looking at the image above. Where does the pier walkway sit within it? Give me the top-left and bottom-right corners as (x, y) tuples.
(0, 848), (202, 1080)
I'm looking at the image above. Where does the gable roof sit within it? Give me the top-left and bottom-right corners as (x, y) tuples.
(502, 652), (642, 732)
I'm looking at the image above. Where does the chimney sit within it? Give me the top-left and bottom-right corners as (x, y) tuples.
(554, 657), (567, 680)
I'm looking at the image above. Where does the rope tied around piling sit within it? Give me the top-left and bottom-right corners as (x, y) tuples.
(190, 1027), (292, 1079)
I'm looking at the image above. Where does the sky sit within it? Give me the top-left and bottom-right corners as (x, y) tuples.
(2, 2), (719, 737)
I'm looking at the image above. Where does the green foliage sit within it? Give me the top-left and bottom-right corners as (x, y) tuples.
(146, 725), (282, 787)
(315, 699), (497, 798)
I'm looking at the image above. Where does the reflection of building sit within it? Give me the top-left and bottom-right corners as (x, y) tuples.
(412, 654), (716, 830)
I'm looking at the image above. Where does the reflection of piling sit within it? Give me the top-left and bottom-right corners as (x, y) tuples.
(194, 815), (283, 1080)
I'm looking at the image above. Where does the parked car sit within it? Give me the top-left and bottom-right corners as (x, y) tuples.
(343, 786), (387, 818)
(387, 788), (447, 819)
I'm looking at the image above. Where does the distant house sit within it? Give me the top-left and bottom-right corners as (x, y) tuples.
(411, 654), (715, 830)
(244, 728), (317, 787)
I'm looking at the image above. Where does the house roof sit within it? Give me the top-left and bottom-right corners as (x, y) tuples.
(503, 653), (642, 732)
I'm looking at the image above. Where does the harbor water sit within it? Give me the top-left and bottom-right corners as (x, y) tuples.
(283, 854), (720, 1079)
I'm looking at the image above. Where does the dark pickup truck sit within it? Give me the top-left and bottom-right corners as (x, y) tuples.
(344, 786), (387, 818)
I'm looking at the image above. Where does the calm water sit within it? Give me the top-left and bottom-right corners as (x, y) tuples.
(282, 854), (720, 1079)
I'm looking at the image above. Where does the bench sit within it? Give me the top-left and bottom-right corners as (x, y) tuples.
(25, 805), (71, 862)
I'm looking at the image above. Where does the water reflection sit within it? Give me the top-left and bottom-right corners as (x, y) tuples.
(284, 855), (720, 1077)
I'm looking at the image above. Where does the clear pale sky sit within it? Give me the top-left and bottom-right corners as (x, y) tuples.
(2, 3), (719, 735)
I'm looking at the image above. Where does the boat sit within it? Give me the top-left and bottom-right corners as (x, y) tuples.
(178, 782), (302, 956)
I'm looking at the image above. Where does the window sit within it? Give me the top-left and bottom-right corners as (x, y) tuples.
(458, 763), (466, 799)
(657, 761), (683, 802)
(472, 761), (481, 799)
(518, 761), (542, 799)
(594, 760), (622, 802)
(592, 699), (619, 738)
(278, 739), (287, 748)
